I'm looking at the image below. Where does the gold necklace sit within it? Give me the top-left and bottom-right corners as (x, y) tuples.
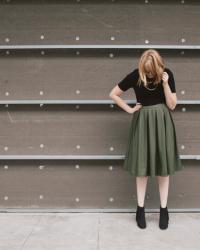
(145, 85), (158, 91)
(144, 80), (158, 91)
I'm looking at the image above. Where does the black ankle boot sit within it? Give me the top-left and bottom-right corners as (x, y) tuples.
(136, 205), (146, 229)
(159, 205), (169, 229)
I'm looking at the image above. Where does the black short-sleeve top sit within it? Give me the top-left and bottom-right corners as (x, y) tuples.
(117, 67), (176, 106)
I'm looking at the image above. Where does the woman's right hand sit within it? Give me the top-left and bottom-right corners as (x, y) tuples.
(128, 103), (143, 114)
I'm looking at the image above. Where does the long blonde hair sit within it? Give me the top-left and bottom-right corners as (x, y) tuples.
(137, 49), (165, 87)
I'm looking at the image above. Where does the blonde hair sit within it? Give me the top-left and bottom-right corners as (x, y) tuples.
(137, 49), (165, 87)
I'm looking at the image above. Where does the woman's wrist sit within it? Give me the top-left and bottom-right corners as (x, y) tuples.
(126, 106), (135, 114)
(127, 106), (134, 113)
(162, 81), (168, 87)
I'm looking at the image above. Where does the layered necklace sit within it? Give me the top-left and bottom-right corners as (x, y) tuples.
(144, 77), (158, 91)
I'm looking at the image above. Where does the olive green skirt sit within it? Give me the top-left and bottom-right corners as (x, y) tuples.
(123, 103), (184, 177)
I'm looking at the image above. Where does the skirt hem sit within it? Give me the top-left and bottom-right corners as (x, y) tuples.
(124, 166), (185, 177)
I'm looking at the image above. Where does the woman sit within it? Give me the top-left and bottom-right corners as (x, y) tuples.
(109, 49), (184, 230)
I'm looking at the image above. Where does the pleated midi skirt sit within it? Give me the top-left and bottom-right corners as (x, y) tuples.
(123, 103), (184, 177)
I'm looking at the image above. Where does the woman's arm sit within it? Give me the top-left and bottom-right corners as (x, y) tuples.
(109, 85), (142, 114)
(162, 71), (177, 110)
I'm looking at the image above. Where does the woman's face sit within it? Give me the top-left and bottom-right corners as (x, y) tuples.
(146, 71), (154, 78)
(144, 65), (154, 78)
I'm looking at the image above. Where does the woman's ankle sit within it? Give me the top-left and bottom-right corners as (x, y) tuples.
(160, 204), (167, 209)
(137, 203), (145, 207)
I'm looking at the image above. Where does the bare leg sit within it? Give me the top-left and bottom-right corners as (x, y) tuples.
(136, 176), (148, 206)
(157, 176), (169, 208)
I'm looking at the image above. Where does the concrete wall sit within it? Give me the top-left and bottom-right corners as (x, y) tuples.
(0, 0), (199, 210)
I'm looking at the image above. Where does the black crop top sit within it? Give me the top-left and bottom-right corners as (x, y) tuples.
(117, 67), (176, 106)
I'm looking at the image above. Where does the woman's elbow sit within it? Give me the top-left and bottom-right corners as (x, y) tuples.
(109, 89), (118, 99)
(169, 105), (176, 110)
(109, 92), (114, 99)
(168, 102), (177, 110)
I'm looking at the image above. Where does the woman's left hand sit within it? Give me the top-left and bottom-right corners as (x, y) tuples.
(162, 71), (169, 85)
